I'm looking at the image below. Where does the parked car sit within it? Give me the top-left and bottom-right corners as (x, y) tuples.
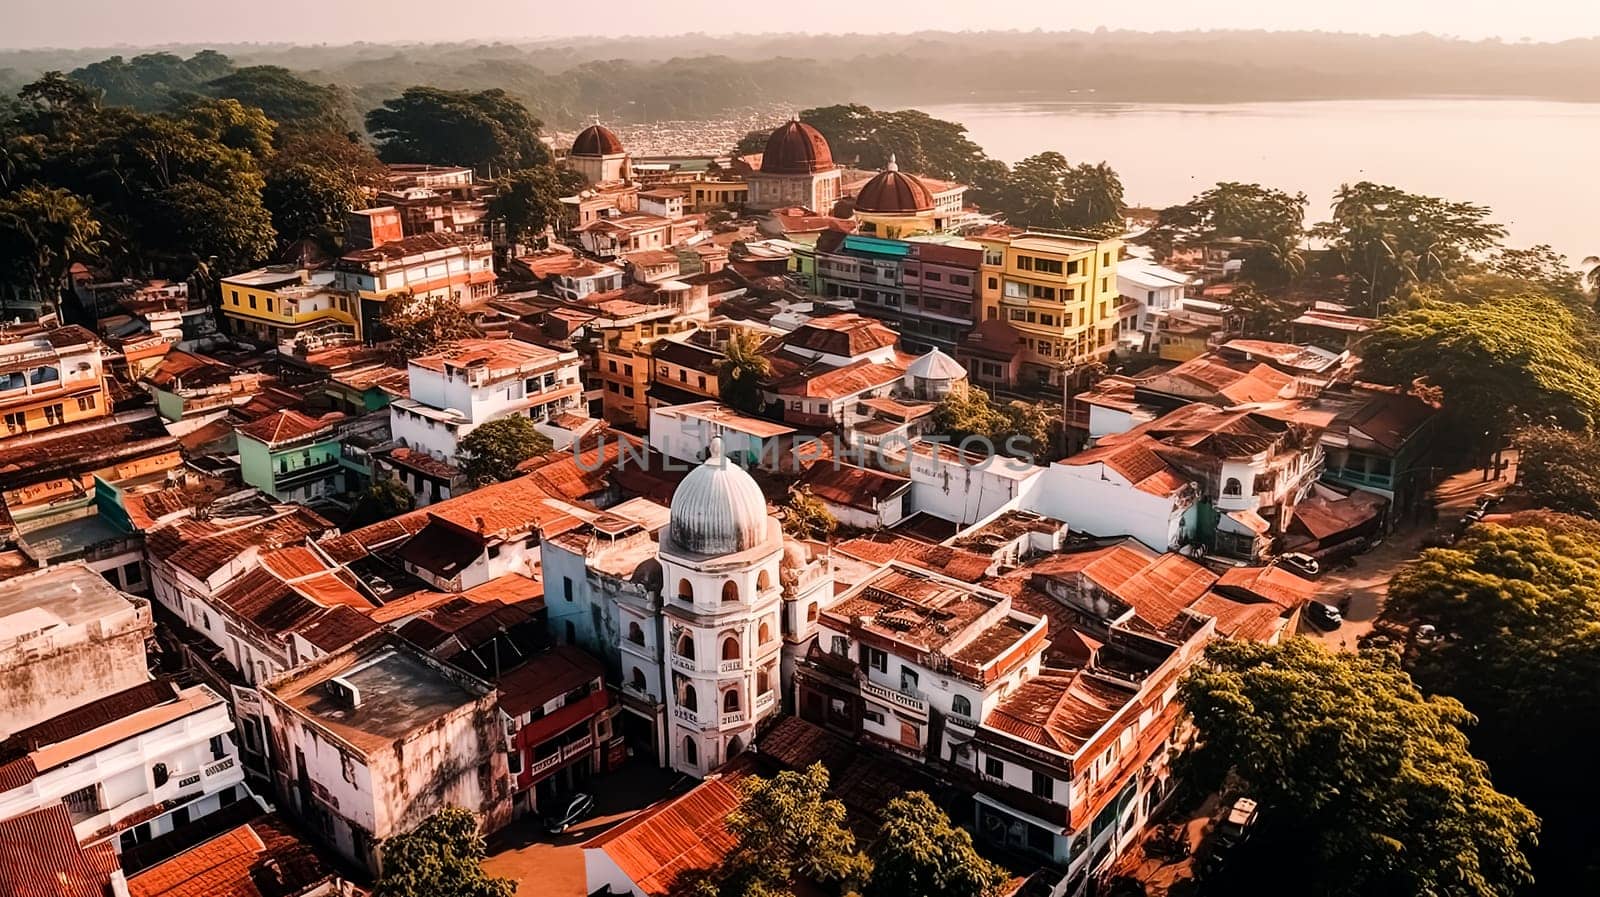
(1477, 492), (1503, 510)
(1305, 600), (1343, 631)
(1215, 797), (1260, 846)
(547, 793), (596, 834)
(1277, 552), (1321, 578)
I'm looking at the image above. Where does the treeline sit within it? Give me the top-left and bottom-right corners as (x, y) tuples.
(5, 30), (1600, 129)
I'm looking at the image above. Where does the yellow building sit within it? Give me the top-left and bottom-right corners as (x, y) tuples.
(970, 229), (1123, 376)
(0, 324), (111, 439)
(221, 267), (360, 347)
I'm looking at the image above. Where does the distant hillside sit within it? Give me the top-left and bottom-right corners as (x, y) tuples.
(4, 30), (1598, 127)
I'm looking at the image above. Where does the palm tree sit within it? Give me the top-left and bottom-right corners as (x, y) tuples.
(0, 185), (103, 317)
(719, 329), (772, 415)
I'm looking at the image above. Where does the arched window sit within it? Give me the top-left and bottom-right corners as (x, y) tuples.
(677, 634), (695, 659)
(722, 636), (740, 661)
(678, 579), (694, 603)
(722, 581), (739, 603)
(723, 689), (741, 712)
(757, 569), (772, 591)
(952, 694), (973, 718)
(631, 668), (648, 692)
(628, 622), (645, 645)
(1223, 477), (1242, 497)
(682, 685), (699, 712)
(758, 621), (773, 644)
(757, 668), (770, 694)
(683, 737), (698, 766)
(806, 603), (819, 623)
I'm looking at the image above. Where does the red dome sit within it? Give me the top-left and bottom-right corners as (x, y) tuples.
(761, 118), (835, 175)
(570, 123), (624, 157)
(852, 157), (934, 214)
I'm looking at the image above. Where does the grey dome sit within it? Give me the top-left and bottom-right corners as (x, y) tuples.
(667, 436), (768, 556)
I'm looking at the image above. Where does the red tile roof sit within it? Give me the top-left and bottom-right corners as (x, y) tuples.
(985, 670), (1137, 756)
(836, 534), (991, 582)
(1213, 565), (1316, 609)
(1029, 542), (1217, 629)
(234, 409), (343, 447)
(127, 816), (334, 897)
(497, 645), (604, 718)
(1061, 435), (1191, 497)
(779, 313), (898, 360)
(797, 463), (909, 512)
(583, 777), (741, 896)
(0, 803), (118, 897)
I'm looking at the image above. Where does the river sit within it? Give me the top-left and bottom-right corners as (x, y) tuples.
(922, 99), (1599, 264)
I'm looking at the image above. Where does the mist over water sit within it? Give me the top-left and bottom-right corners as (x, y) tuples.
(926, 98), (1600, 263)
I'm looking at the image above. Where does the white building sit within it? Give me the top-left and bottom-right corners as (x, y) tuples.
(1037, 438), (1200, 552)
(545, 438), (832, 777)
(1117, 259), (1194, 352)
(389, 337), (584, 466)
(260, 632), (511, 876)
(648, 401), (795, 467)
(0, 563), (154, 739)
(0, 680), (247, 856)
(887, 441), (1046, 529)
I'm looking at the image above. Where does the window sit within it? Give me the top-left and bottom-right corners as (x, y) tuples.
(678, 579), (693, 603)
(985, 756), (1004, 778)
(807, 604), (819, 622)
(564, 621), (576, 643)
(152, 762), (169, 787)
(722, 636), (740, 661)
(988, 277), (998, 290)
(122, 562), (142, 586)
(757, 668), (770, 694)
(210, 735), (226, 760)
(77, 395), (95, 411)
(683, 737), (698, 766)
(506, 750), (521, 774)
(758, 621), (773, 644)
(608, 360), (618, 373)
(681, 685), (699, 711)
(248, 294), (257, 309)
(1032, 771), (1053, 799)
(901, 667), (919, 693)
(677, 634), (696, 659)
(863, 646), (888, 673)
(925, 271), (942, 282)
(721, 580), (739, 603)
(43, 403), (63, 425)
(628, 622), (645, 645)
(230, 290), (239, 304)
(1223, 478), (1243, 497)
(831, 635), (848, 656)
(564, 577), (574, 602)
(1017, 256), (1033, 271)
(865, 708), (886, 725)
(723, 689), (740, 712)
(266, 297), (274, 312)
(698, 375), (707, 389)
(3, 412), (24, 433)
(757, 570), (772, 591)
(62, 784), (100, 820)
(952, 694), (973, 718)
(631, 668), (647, 692)
(1034, 258), (1064, 275)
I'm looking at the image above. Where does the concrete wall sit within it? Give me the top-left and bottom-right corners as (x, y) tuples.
(0, 598), (153, 738)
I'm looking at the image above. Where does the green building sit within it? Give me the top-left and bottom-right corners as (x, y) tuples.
(236, 409), (346, 504)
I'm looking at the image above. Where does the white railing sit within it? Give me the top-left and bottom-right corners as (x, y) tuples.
(862, 678), (928, 715)
(562, 734), (594, 759)
(755, 691), (777, 714)
(721, 710), (746, 727)
(673, 705), (699, 724)
(718, 659), (743, 673)
(528, 753), (563, 778)
(946, 713), (980, 731)
(670, 653), (698, 673)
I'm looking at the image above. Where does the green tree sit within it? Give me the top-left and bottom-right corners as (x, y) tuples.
(718, 329), (771, 415)
(993, 152), (1125, 235)
(458, 416), (554, 487)
(70, 51), (233, 110)
(367, 87), (550, 172)
(374, 808), (514, 897)
(206, 66), (350, 136)
(1227, 284), (1308, 340)
(782, 489), (837, 541)
(1179, 639), (1538, 897)
(381, 293), (475, 362)
(262, 130), (386, 250)
(0, 185), (103, 314)
(718, 763), (869, 897)
(1386, 516), (1600, 894)
(348, 477), (416, 528)
(798, 104), (1000, 186)
(933, 381), (1010, 447)
(865, 791), (1007, 897)
(1360, 287), (1600, 462)
(1311, 182), (1506, 312)
(1514, 427), (1600, 517)
(487, 167), (568, 250)
(1150, 182), (1308, 286)
(173, 96), (276, 160)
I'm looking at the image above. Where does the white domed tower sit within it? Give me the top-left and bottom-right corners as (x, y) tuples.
(659, 437), (785, 776)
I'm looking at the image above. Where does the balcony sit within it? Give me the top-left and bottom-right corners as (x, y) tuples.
(861, 678), (928, 716)
(274, 457), (341, 488)
(718, 659), (743, 673)
(669, 653), (698, 673)
(562, 734), (594, 759)
(946, 712), (980, 732)
(527, 752), (564, 778)
(720, 710), (746, 728)
(755, 691), (776, 715)
(673, 705), (700, 724)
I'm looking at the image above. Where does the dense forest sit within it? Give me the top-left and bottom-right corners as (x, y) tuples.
(2, 30), (1599, 129)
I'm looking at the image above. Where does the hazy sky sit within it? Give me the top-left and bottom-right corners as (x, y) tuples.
(6, 0), (1600, 48)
